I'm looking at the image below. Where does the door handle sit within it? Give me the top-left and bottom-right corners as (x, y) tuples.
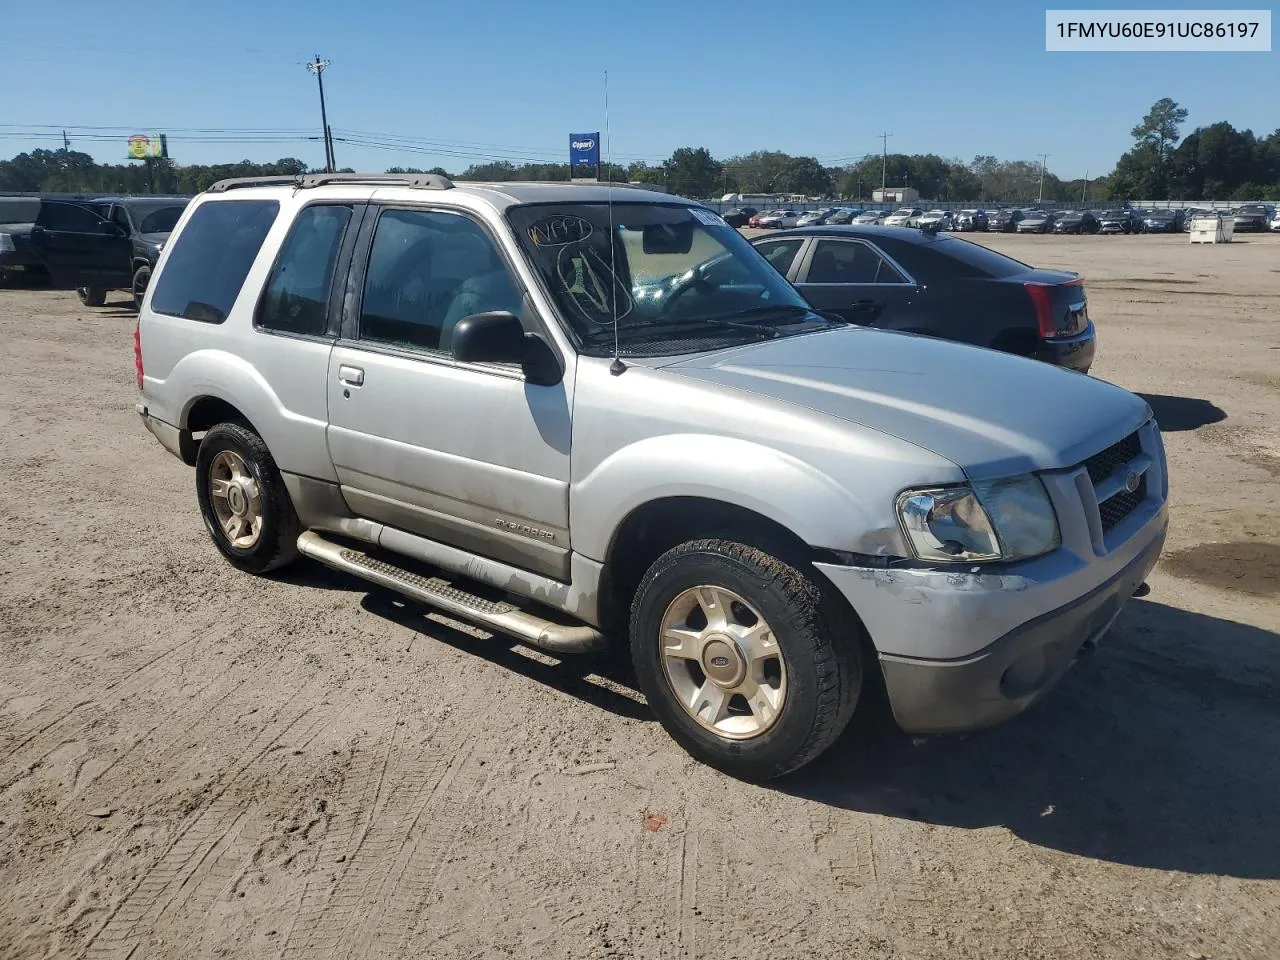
(337, 364), (364, 387)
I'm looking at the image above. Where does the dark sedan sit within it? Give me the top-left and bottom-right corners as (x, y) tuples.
(1137, 209), (1185, 233)
(1052, 211), (1099, 234)
(751, 225), (1095, 372)
(0, 197), (45, 286)
(986, 209), (1025, 232)
(1015, 210), (1056, 233)
(722, 206), (758, 228)
(1231, 204), (1271, 232)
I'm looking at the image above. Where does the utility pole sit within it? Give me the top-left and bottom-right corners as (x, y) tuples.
(1082, 169), (1088, 203)
(1037, 153), (1050, 204)
(61, 130), (70, 151)
(306, 55), (335, 173)
(879, 132), (892, 192)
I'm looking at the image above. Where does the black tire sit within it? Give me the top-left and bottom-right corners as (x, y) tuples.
(77, 286), (107, 307)
(630, 538), (862, 780)
(194, 422), (300, 574)
(131, 264), (151, 311)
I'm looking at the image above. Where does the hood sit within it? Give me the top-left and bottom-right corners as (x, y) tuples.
(139, 231), (170, 245)
(660, 327), (1149, 480)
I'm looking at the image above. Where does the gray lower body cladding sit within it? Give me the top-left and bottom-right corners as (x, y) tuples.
(874, 528), (1164, 735)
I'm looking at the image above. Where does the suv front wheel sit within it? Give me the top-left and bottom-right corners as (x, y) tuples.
(630, 539), (861, 780)
(194, 422), (300, 574)
(132, 265), (151, 311)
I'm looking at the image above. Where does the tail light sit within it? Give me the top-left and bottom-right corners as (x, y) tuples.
(133, 322), (144, 389)
(1025, 279), (1083, 339)
(1024, 283), (1055, 338)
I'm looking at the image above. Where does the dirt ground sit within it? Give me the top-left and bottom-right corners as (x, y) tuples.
(1, 230), (1278, 960)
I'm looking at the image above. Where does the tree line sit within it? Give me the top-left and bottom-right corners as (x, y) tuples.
(3, 99), (1278, 202)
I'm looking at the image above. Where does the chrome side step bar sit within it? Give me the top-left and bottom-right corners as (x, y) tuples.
(296, 532), (606, 654)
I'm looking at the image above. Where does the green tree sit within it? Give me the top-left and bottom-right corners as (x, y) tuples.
(661, 147), (723, 198)
(779, 156), (830, 196)
(1132, 97), (1189, 167)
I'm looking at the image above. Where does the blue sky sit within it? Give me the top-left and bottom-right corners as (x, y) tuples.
(3, 0), (1276, 180)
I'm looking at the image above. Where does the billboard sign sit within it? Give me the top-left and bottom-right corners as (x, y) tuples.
(570, 132), (600, 181)
(127, 133), (169, 160)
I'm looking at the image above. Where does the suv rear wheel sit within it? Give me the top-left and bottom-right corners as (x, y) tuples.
(77, 286), (106, 307)
(630, 539), (861, 780)
(194, 422), (300, 574)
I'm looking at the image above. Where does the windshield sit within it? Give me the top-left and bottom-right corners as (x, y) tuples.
(131, 202), (187, 234)
(506, 202), (832, 357)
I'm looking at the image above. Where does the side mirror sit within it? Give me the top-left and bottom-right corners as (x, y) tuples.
(451, 311), (525, 364)
(98, 219), (127, 236)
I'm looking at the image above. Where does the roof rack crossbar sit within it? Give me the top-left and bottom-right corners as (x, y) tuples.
(206, 172), (455, 194)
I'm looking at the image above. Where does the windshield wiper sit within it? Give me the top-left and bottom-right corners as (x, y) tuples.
(701, 303), (837, 326)
(583, 315), (780, 344)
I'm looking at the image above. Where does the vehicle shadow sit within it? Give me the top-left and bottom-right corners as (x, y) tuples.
(279, 558), (1279, 878)
(779, 597), (1280, 880)
(1138, 393), (1226, 432)
(357, 588), (651, 722)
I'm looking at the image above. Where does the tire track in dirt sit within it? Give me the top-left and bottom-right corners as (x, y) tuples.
(271, 722), (399, 957)
(628, 806), (684, 960)
(155, 703), (358, 939)
(79, 691), (332, 959)
(279, 695), (487, 960)
(0, 619), (225, 787)
(813, 807), (878, 893)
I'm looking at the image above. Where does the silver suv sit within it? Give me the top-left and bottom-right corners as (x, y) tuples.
(135, 173), (1168, 779)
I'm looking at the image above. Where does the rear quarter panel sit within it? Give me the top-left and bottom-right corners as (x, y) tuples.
(138, 190), (339, 482)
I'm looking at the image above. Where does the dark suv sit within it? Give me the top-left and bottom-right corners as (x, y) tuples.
(30, 196), (189, 308)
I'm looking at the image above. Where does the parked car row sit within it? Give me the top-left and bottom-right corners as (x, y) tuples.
(737, 203), (1280, 236)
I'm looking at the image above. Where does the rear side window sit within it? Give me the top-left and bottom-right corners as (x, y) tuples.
(257, 204), (354, 337)
(36, 201), (105, 232)
(881, 236), (1030, 281)
(806, 239), (907, 284)
(753, 238), (804, 277)
(151, 199), (279, 324)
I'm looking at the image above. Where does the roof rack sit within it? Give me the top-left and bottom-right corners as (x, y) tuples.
(205, 172), (455, 194)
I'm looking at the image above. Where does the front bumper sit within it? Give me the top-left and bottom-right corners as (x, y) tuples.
(815, 422), (1168, 733)
(874, 527), (1163, 734)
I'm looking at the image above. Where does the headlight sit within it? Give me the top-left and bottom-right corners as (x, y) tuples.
(897, 476), (1059, 563)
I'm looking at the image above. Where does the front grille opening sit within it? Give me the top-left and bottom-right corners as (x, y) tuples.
(1084, 431), (1142, 486)
(1100, 476), (1146, 531)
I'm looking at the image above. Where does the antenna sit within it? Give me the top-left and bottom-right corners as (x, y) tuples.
(605, 70), (626, 376)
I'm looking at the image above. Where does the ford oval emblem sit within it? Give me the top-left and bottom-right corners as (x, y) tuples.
(572, 139), (595, 150)
(710, 655), (731, 668)
(1124, 471), (1141, 493)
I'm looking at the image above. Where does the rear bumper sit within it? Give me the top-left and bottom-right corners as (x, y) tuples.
(137, 404), (194, 464)
(1036, 321), (1096, 371)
